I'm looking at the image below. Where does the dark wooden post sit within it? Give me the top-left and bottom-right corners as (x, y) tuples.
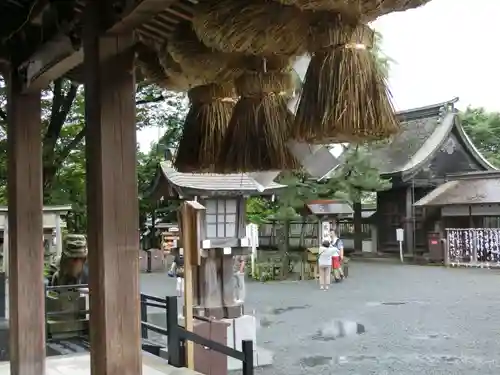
(405, 186), (414, 255)
(83, 2), (141, 374)
(7, 70), (45, 375)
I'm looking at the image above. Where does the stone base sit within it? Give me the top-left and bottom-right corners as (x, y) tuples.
(222, 315), (273, 370)
(0, 319), (8, 361)
(224, 304), (243, 319)
(193, 302), (243, 320)
(227, 346), (273, 371)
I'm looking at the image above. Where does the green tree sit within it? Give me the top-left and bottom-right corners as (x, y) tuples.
(137, 96), (187, 236)
(372, 30), (395, 78)
(0, 75), (187, 233)
(323, 145), (391, 251)
(459, 107), (500, 167)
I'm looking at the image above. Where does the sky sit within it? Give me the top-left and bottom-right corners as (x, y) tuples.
(137, 0), (500, 151)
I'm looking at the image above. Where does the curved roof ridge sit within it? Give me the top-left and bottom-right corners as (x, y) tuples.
(397, 97), (459, 121)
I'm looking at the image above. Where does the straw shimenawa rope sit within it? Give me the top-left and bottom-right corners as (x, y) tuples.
(362, 0), (433, 21)
(216, 71), (299, 173)
(293, 14), (399, 143)
(134, 32), (204, 91)
(175, 83), (236, 173)
(157, 46), (205, 91)
(192, 0), (308, 56)
(270, 0), (431, 21)
(135, 42), (186, 91)
(167, 22), (235, 83)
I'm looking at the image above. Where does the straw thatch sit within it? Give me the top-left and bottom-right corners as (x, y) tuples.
(216, 71), (299, 173)
(135, 42), (186, 91)
(271, 0), (430, 21)
(362, 0), (432, 21)
(167, 22), (234, 83)
(293, 17), (399, 143)
(157, 47), (205, 91)
(175, 83), (236, 173)
(192, 0), (308, 56)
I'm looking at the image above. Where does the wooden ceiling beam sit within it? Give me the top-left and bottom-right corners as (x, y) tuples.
(21, 0), (178, 92)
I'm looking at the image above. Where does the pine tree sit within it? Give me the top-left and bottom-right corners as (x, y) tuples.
(324, 145), (391, 251)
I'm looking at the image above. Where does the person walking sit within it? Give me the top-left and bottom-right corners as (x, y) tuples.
(318, 240), (335, 290)
(168, 249), (185, 318)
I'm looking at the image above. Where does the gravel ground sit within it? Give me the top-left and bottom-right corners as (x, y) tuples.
(140, 262), (500, 375)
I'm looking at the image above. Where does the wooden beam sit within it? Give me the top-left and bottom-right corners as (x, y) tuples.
(110, 0), (178, 33)
(7, 69), (45, 375)
(83, 1), (141, 374)
(23, 34), (135, 92)
(22, 0), (177, 92)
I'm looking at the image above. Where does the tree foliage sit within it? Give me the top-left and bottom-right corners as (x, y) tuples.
(0, 74), (187, 232)
(459, 107), (500, 167)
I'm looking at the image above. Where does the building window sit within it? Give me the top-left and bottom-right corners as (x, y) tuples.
(205, 199), (237, 238)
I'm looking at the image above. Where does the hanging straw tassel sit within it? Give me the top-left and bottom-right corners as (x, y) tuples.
(293, 15), (399, 143)
(175, 83), (236, 173)
(216, 70), (299, 173)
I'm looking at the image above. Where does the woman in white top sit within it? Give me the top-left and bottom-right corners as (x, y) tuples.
(318, 240), (336, 290)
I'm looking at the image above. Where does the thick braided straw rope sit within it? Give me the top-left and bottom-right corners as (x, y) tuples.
(271, 0), (431, 20)
(168, 22), (232, 83)
(192, 0), (308, 56)
(157, 47), (205, 91)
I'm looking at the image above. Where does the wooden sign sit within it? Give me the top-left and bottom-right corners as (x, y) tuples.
(179, 200), (205, 370)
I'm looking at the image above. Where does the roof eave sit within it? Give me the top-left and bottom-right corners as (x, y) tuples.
(399, 112), (457, 181)
(397, 97), (458, 122)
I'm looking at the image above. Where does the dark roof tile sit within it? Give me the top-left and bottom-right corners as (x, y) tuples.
(368, 114), (444, 174)
(160, 163), (285, 192)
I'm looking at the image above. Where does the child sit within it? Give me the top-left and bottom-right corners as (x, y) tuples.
(318, 240), (336, 290)
(330, 230), (345, 282)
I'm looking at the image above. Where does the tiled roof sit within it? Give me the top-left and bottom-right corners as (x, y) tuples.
(366, 98), (497, 176)
(160, 163), (285, 192)
(414, 171), (500, 206)
(367, 100), (456, 175)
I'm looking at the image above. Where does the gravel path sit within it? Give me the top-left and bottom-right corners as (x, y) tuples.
(141, 262), (500, 375)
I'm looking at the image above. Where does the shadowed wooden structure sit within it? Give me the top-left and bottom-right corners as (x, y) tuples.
(0, 1), (203, 374)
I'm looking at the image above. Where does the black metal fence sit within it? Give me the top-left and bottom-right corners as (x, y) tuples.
(140, 294), (254, 375)
(41, 287), (254, 374)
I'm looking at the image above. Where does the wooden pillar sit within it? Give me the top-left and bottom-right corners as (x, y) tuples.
(7, 70), (45, 375)
(405, 186), (414, 255)
(83, 2), (141, 375)
(2, 216), (8, 275)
